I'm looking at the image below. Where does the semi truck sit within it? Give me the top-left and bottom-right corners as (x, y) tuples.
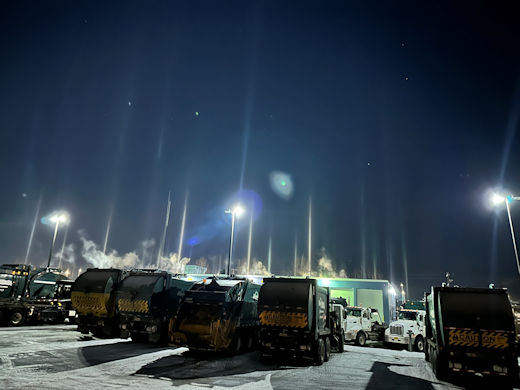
(0, 264), (68, 326)
(384, 308), (426, 352)
(71, 268), (127, 337)
(425, 286), (519, 384)
(257, 277), (334, 365)
(169, 277), (261, 353)
(117, 270), (193, 344)
(343, 306), (386, 346)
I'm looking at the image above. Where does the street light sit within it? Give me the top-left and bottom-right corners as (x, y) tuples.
(47, 211), (69, 268)
(225, 204), (245, 275)
(490, 192), (520, 276)
(400, 282), (406, 304)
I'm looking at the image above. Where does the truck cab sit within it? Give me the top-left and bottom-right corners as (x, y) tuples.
(344, 306), (385, 346)
(384, 308), (426, 352)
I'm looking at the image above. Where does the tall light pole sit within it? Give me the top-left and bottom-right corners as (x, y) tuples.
(225, 204), (245, 275)
(47, 212), (69, 268)
(491, 192), (520, 276)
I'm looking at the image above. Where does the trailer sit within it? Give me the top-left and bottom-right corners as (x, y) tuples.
(258, 277), (333, 365)
(71, 268), (126, 337)
(425, 286), (519, 384)
(169, 277), (260, 353)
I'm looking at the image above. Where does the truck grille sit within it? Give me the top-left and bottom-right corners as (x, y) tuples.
(390, 325), (404, 336)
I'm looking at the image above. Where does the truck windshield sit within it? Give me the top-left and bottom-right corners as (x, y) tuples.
(398, 311), (417, 321)
(347, 308), (361, 317)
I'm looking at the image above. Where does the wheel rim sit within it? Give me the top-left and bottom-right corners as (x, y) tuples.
(417, 339), (424, 352)
(11, 312), (22, 325)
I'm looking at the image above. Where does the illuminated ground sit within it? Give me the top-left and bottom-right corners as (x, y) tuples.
(0, 324), (506, 389)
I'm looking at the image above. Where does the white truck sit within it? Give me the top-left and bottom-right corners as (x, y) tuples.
(343, 306), (386, 346)
(384, 309), (426, 352)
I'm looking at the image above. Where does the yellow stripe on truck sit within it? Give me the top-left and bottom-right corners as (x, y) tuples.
(71, 292), (110, 316)
(117, 298), (149, 313)
(448, 329), (479, 347)
(482, 331), (509, 349)
(259, 311), (307, 328)
(448, 328), (510, 349)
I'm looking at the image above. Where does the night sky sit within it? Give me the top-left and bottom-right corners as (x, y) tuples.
(1, 1), (520, 298)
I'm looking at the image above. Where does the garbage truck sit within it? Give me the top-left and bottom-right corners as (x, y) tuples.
(425, 286), (519, 384)
(169, 277), (261, 353)
(71, 268), (127, 337)
(0, 263), (68, 326)
(117, 270), (193, 344)
(257, 277), (333, 365)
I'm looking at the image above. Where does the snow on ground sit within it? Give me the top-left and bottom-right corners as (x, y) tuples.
(0, 325), (495, 389)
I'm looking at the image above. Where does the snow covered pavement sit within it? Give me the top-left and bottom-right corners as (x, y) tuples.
(0, 325), (469, 389)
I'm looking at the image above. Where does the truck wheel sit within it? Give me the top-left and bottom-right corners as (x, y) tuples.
(424, 342), (430, 362)
(230, 334), (242, 354)
(314, 338), (325, 366)
(414, 336), (425, 352)
(431, 348), (448, 381)
(338, 331), (345, 353)
(8, 310), (26, 326)
(355, 331), (366, 347)
(324, 337), (331, 362)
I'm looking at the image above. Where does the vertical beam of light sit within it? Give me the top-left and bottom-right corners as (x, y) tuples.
(308, 197), (312, 276)
(360, 187), (367, 279)
(293, 233), (298, 276)
(157, 192), (172, 269)
(247, 214), (253, 274)
(491, 80), (520, 272)
(103, 206), (113, 254)
(401, 233), (409, 298)
(177, 191), (188, 260)
(24, 194), (42, 265)
(58, 225), (69, 270)
(267, 234), (272, 274)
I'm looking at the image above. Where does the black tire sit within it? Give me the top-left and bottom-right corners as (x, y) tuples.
(414, 336), (425, 352)
(431, 347), (448, 381)
(8, 309), (26, 326)
(355, 331), (367, 347)
(338, 331), (345, 353)
(229, 334), (242, 354)
(315, 338), (325, 366)
(324, 337), (331, 362)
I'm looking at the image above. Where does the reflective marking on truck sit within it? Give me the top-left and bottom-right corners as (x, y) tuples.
(481, 331), (509, 349)
(117, 298), (149, 313)
(71, 292), (109, 315)
(259, 311), (307, 328)
(448, 329), (479, 347)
